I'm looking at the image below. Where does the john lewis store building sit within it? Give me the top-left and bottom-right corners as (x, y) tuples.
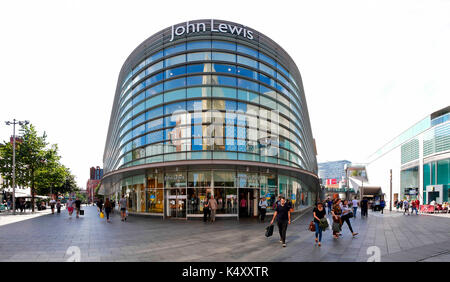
(101, 19), (319, 219)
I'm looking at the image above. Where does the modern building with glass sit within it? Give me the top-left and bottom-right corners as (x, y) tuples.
(366, 106), (450, 206)
(100, 19), (319, 219)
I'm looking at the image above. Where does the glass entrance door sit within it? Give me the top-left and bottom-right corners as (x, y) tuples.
(167, 189), (186, 218)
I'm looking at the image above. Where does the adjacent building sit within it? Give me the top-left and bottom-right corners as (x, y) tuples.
(366, 106), (449, 207)
(101, 19), (319, 219)
(86, 166), (103, 203)
(318, 160), (351, 188)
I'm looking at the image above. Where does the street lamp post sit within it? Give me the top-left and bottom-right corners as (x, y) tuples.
(5, 119), (29, 215)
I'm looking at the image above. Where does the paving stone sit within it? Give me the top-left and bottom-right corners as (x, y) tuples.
(1, 206), (449, 262)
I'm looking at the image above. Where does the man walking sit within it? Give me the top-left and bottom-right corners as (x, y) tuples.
(411, 199), (418, 215)
(361, 197), (368, 217)
(403, 199), (410, 215)
(259, 197), (268, 222)
(119, 194), (127, 221)
(74, 197), (82, 218)
(208, 195), (218, 223)
(380, 199), (386, 214)
(270, 196), (291, 247)
(327, 197), (333, 214)
(352, 197), (359, 218)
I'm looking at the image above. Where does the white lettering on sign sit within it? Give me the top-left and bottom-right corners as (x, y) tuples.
(170, 19), (254, 42)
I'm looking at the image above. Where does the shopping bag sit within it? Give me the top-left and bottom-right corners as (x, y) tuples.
(265, 224), (274, 237)
(100, 212), (104, 219)
(309, 221), (316, 232)
(79, 210), (84, 216)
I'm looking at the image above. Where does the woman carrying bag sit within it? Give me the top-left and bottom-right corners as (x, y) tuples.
(104, 198), (112, 223)
(313, 202), (327, 247)
(341, 200), (358, 237)
(331, 198), (342, 239)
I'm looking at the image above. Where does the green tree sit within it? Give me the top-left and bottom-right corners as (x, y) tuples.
(0, 124), (77, 212)
(34, 151), (67, 196)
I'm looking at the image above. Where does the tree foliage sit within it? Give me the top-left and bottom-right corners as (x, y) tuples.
(0, 124), (78, 211)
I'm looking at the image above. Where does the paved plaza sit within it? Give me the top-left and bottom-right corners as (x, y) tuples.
(0, 205), (449, 262)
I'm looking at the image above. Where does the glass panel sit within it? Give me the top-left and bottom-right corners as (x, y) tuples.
(214, 188), (238, 214)
(212, 75), (236, 87)
(212, 86), (236, 98)
(237, 90), (259, 104)
(146, 106), (163, 120)
(187, 63), (209, 73)
(187, 52), (211, 62)
(146, 61), (164, 76)
(188, 171), (212, 187)
(212, 41), (236, 51)
(146, 83), (164, 98)
(214, 171), (235, 187)
(187, 75), (211, 86)
(145, 143), (164, 156)
(187, 187), (213, 214)
(238, 78), (259, 92)
(145, 51), (164, 66)
(164, 88), (186, 103)
(165, 65), (186, 79)
(164, 77), (186, 91)
(237, 44), (258, 58)
(164, 43), (186, 56)
(212, 52), (236, 63)
(165, 172), (187, 188)
(187, 40), (211, 50)
(259, 52), (276, 68)
(146, 72), (164, 86)
(212, 63), (236, 74)
(147, 118), (164, 132)
(237, 55), (257, 68)
(187, 86), (211, 98)
(165, 54), (186, 67)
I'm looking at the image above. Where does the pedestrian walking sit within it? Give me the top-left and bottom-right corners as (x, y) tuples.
(270, 196), (291, 247)
(119, 194), (127, 221)
(66, 197), (74, 218)
(352, 197), (359, 218)
(7, 199), (11, 210)
(360, 197), (369, 217)
(74, 197), (82, 218)
(326, 197), (333, 214)
(56, 199), (61, 214)
(313, 202), (326, 247)
(415, 199), (420, 215)
(239, 196), (247, 217)
(49, 197), (56, 214)
(341, 200), (358, 237)
(208, 195), (218, 223)
(411, 200), (418, 215)
(19, 198), (25, 213)
(331, 198), (342, 239)
(97, 199), (103, 214)
(380, 199), (386, 214)
(403, 199), (410, 215)
(259, 197), (268, 222)
(104, 198), (112, 223)
(203, 197), (210, 222)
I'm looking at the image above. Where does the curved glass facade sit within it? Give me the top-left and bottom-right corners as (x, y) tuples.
(102, 20), (319, 218)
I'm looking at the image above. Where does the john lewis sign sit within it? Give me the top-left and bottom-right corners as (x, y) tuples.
(170, 19), (254, 42)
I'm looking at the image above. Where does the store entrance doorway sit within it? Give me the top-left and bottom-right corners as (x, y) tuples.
(166, 188), (186, 218)
(428, 192), (440, 204)
(239, 188), (258, 218)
